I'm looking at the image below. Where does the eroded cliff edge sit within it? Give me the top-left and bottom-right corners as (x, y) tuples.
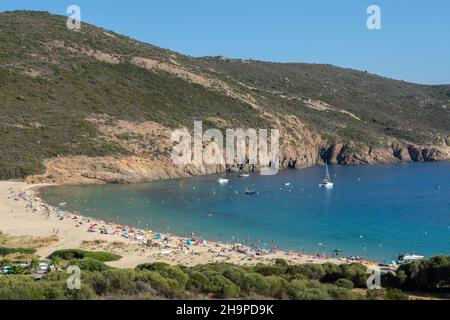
(26, 115), (450, 185)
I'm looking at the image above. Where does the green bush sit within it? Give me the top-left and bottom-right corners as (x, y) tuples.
(0, 276), (45, 300)
(386, 288), (409, 300)
(186, 271), (209, 293)
(0, 247), (37, 257)
(135, 270), (180, 298)
(101, 269), (136, 294)
(366, 288), (408, 300)
(241, 273), (270, 294)
(136, 263), (188, 288)
(70, 258), (111, 272)
(253, 264), (285, 277)
(335, 278), (354, 290)
(274, 259), (289, 268)
(299, 288), (332, 300)
(321, 262), (343, 282)
(339, 264), (368, 288)
(286, 264), (325, 280)
(366, 289), (386, 300)
(395, 255), (450, 291)
(222, 266), (247, 286)
(41, 281), (69, 300)
(207, 274), (241, 299)
(327, 287), (358, 300)
(49, 249), (122, 262)
(265, 275), (289, 299)
(287, 280), (331, 300)
(83, 271), (109, 296)
(136, 262), (171, 271)
(187, 272), (240, 299)
(64, 285), (96, 300)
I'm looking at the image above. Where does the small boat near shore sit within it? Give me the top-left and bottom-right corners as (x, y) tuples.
(239, 173), (250, 178)
(396, 253), (424, 264)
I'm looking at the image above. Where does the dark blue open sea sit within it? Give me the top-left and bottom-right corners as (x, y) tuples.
(40, 163), (450, 260)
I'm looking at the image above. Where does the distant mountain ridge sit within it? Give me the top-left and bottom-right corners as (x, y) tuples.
(0, 11), (449, 184)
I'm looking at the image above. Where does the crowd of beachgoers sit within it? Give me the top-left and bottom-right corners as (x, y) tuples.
(1, 181), (391, 270)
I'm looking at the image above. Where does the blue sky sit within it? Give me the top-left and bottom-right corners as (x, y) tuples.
(1, 0), (449, 84)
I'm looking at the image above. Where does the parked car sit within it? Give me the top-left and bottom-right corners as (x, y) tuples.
(2, 266), (13, 275)
(19, 263), (30, 269)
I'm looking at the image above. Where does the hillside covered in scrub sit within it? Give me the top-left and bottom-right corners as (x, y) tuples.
(0, 11), (449, 183)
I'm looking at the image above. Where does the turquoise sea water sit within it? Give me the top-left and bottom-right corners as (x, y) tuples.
(40, 163), (450, 261)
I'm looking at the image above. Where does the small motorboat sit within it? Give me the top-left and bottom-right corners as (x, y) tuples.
(396, 253), (425, 264)
(245, 188), (257, 195)
(217, 178), (229, 184)
(239, 173), (250, 178)
(319, 164), (334, 189)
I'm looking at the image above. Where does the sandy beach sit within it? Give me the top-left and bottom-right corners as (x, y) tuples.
(0, 181), (346, 268)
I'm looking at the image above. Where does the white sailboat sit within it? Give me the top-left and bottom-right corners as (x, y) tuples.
(319, 164), (334, 189)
